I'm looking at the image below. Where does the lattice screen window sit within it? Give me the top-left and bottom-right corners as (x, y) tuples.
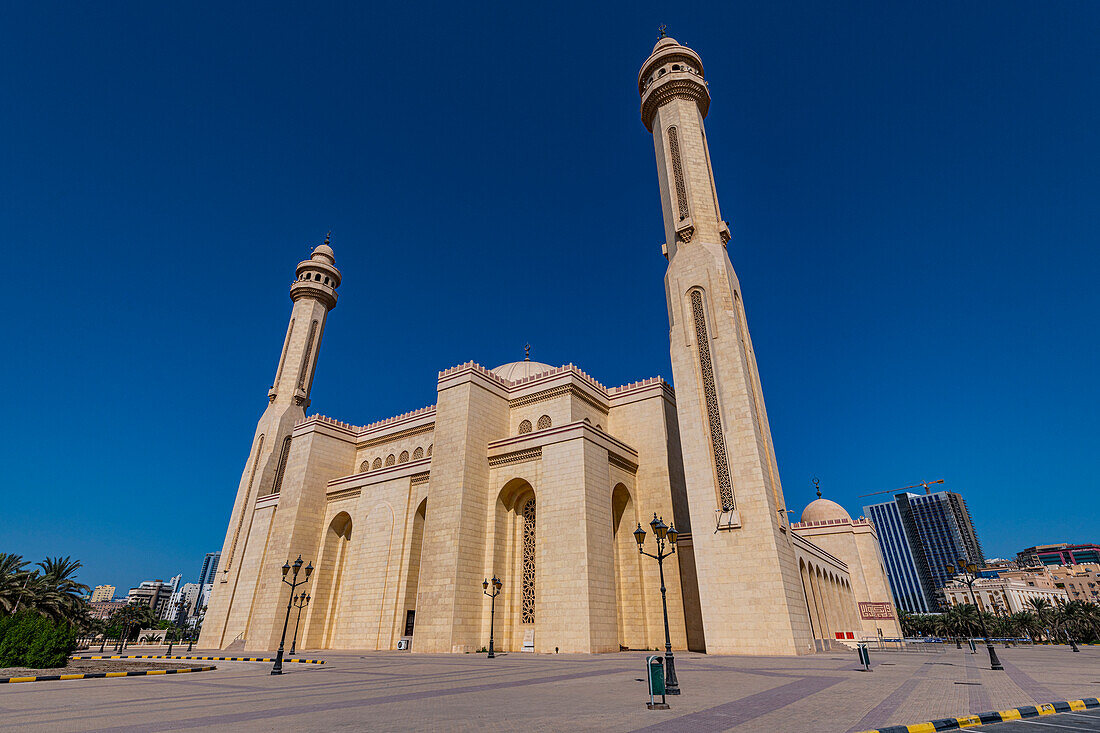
(426, 444), (432, 457)
(399, 450), (409, 463)
(385, 454), (395, 466)
(521, 498), (536, 624)
(372, 457), (382, 470)
(268, 436), (292, 496)
(536, 415), (551, 431)
(518, 419), (532, 435)
(412, 446), (424, 460)
(297, 320), (319, 389)
(689, 290), (735, 511)
(360, 460), (370, 472)
(668, 126), (689, 221)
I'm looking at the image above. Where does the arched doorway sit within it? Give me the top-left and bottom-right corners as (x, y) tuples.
(612, 483), (646, 649)
(494, 478), (536, 651)
(401, 498), (426, 640)
(305, 511), (352, 649)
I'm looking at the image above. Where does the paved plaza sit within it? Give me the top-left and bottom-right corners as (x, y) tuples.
(0, 645), (1097, 732)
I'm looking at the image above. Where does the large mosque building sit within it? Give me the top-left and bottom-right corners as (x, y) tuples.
(200, 36), (900, 656)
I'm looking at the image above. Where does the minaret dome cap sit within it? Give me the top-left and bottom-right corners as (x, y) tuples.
(311, 243), (335, 264)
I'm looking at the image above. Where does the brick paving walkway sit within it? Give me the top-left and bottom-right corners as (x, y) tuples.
(0, 645), (1096, 731)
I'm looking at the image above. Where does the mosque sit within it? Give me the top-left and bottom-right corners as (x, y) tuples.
(199, 35), (900, 656)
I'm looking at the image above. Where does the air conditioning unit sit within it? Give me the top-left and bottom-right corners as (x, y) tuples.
(397, 639), (410, 650)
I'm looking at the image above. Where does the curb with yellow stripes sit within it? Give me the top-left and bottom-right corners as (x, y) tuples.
(857, 697), (1099, 733)
(1, 665), (216, 684)
(71, 654), (324, 664)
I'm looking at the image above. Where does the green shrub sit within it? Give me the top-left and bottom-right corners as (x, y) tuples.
(0, 612), (77, 669)
(24, 622), (77, 668)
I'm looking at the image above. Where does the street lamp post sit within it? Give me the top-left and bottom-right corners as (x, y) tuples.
(271, 555), (313, 675)
(289, 592), (311, 655)
(482, 576), (502, 658)
(634, 513), (681, 695)
(946, 560), (1003, 671)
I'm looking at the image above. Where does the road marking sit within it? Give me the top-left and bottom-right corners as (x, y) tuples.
(1006, 720), (1096, 731)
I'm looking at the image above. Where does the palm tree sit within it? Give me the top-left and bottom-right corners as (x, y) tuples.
(0, 553), (33, 614)
(1027, 597), (1055, 642)
(1009, 611), (1038, 642)
(33, 556), (90, 623)
(956, 603), (980, 643)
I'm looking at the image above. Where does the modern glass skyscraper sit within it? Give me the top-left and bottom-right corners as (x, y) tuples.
(197, 552), (220, 607)
(864, 491), (985, 614)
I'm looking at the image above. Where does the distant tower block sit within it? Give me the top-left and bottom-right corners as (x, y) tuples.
(640, 36), (814, 654)
(199, 235), (341, 650)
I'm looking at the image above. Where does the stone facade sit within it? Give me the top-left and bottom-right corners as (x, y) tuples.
(199, 37), (897, 656)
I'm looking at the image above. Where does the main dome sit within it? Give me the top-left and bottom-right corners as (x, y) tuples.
(800, 498), (852, 524)
(490, 361), (555, 382)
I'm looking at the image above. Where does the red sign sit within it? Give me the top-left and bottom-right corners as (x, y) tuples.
(859, 602), (895, 620)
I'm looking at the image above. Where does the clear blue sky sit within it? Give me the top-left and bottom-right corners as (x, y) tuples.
(2, 2), (1097, 593)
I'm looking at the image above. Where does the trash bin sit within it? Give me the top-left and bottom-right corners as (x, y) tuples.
(646, 655), (668, 709)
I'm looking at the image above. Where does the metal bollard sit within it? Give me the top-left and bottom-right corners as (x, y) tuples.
(857, 642), (871, 672)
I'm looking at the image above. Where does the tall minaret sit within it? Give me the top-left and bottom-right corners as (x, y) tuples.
(200, 236), (340, 648)
(639, 35), (814, 655)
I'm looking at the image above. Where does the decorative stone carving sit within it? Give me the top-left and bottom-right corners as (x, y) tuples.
(536, 415), (552, 430)
(668, 126), (690, 222)
(522, 498), (536, 624)
(413, 446), (424, 460)
(518, 419), (533, 435)
(690, 290), (735, 512)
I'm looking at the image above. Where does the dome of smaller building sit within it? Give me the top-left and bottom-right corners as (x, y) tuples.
(652, 36), (678, 52)
(491, 360), (555, 382)
(800, 498), (851, 524)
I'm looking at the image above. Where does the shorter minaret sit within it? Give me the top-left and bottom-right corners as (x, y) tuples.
(200, 236), (340, 649)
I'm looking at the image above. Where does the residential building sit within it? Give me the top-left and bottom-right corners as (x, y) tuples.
(90, 585), (116, 602)
(943, 576), (1067, 613)
(1049, 564), (1100, 603)
(1016, 543), (1100, 567)
(88, 600), (128, 621)
(127, 580), (176, 619)
(864, 490), (985, 613)
(167, 583), (202, 623)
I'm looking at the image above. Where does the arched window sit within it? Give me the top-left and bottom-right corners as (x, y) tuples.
(360, 460), (370, 472)
(372, 457), (383, 470)
(426, 444), (432, 457)
(385, 454), (395, 466)
(521, 497), (536, 624)
(412, 446), (424, 460)
(536, 415), (551, 430)
(399, 450), (409, 463)
(518, 419), (532, 435)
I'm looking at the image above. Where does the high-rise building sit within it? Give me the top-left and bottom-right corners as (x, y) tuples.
(864, 490), (985, 613)
(198, 552), (221, 586)
(90, 585), (116, 602)
(168, 583), (202, 622)
(196, 552), (221, 607)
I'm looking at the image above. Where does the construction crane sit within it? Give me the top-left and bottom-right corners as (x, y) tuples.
(857, 479), (944, 499)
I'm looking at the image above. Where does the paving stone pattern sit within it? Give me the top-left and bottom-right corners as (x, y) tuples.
(0, 646), (1096, 732)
